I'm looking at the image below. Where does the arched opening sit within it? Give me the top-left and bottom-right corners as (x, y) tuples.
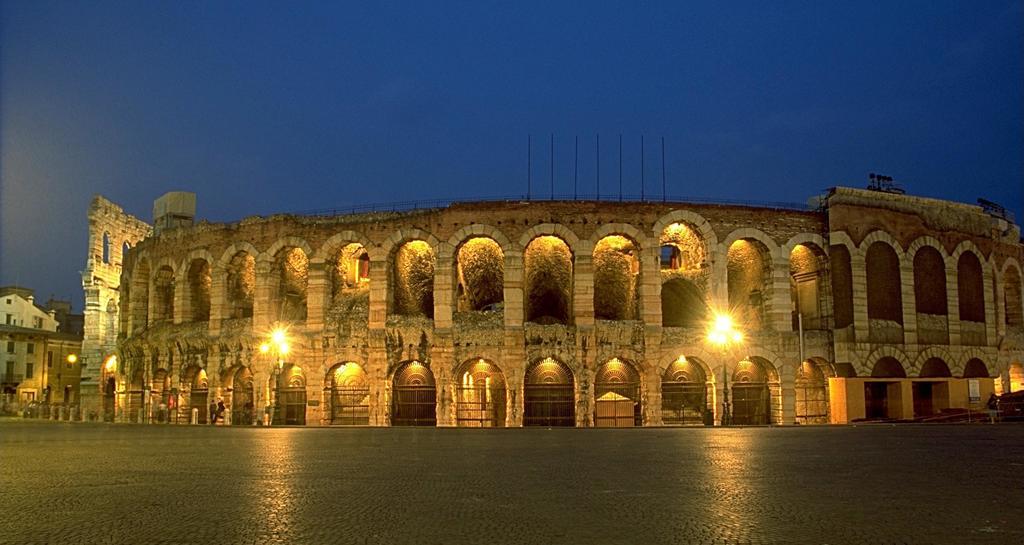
(101, 232), (111, 264)
(866, 242), (903, 342)
(914, 357), (952, 418)
(731, 357), (777, 425)
(594, 358), (641, 427)
(131, 259), (151, 330)
(913, 247), (949, 344)
(187, 259), (211, 322)
(273, 247), (308, 322)
(727, 239), (771, 330)
(329, 243), (371, 324)
(593, 236), (640, 321)
(391, 361), (436, 426)
(127, 368), (145, 423)
(455, 359), (506, 427)
(958, 252), (985, 323)
(326, 362), (369, 425)
(660, 222), (709, 328)
(226, 251), (255, 319)
(152, 265), (175, 323)
(227, 366), (254, 425)
(661, 357), (710, 425)
(524, 357), (575, 427)
(963, 358), (989, 379)
(150, 369), (171, 423)
(181, 366), (208, 424)
(103, 375), (117, 422)
(1010, 363), (1024, 393)
(390, 241), (435, 319)
(454, 237), (504, 314)
(790, 243), (827, 330)
(122, 241), (131, 264)
(274, 363), (306, 425)
(864, 357), (906, 420)
(1004, 267), (1023, 329)
(524, 236), (573, 324)
(830, 245), (854, 330)
(795, 360), (829, 424)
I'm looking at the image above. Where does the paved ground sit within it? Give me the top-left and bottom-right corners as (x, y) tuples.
(0, 422), (1021, 545)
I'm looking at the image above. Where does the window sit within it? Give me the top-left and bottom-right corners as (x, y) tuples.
(5, 314), (11, 325)
(5, 298), (11, 304)
(27, 343), (34, 354)
(26, 362), (33, 379)
(32, 317), (42, 328)
(6, 341), (13, 354)
(47, 352), (53, 366)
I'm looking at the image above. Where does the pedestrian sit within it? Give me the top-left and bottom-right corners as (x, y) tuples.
(986, 393), (999, 424)
(217, 399), (226, 425)
(209, 399), (218, 425)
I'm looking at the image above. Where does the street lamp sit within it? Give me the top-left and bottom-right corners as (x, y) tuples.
(260, 327), (290, 425)
(706, 312), (744, 426)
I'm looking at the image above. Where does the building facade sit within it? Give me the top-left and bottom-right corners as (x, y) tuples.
(1, 287), (83, 412)
(82, 187), (1024, 426)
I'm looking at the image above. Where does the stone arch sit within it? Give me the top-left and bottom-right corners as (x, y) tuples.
(593, 234), (642, 321)
(660, 354), (714, 426)
(594, 357), (643, 427)
(829, 241), (855, 330)
(731, 356), (781, 425)
(517, 223), (581, 254)
(453, 358), (507, 427)
(956, 250), (986, 323)
(962, 358), (990, 379)
(274, 363), (308, 425)
(794, 358), (830, 424)
(523, 356), (576, 427)
(151, 259), (177, 323)
(865, 240), (903, 325)
(862, 346), (910, 377)
(452, 235), (505, 313)
(871, 357), (907, 378)
(446, 224), (513, 257)
(217, 242), (261, 268)
(911, 346), (955, 376)
(918, 357), (952, 378)
(220, 246), (257, 320)
(314, 230), (376, 262)
(912, 245), (948, 315)
(906, 236), (948, 262)
(523, 235), (574, 324)
(592, 222), (648, 248)
(726, 234), (774, 330)
(389, 239), (436, 318)
(1001, 259), (1023, 329)
(954, 347), (990, 377)
(659, 219), (711, 328)
(324, 361), (370, 425)
(183, 252), (214, 322)
(788, 239), (829, 331)
(268, 243), (310, 322)
(262, 236), (315, 264)
(391, 360), (437, 426)
(858, 230), (905, 257)
(652, 209), (718, 250)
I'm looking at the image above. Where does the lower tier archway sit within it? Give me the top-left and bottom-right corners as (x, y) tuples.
(274, 363), (307, 425)
(227, 366), (255, 425)
(524, 357), (575, 427)
(326, 362), (370, 425)
(455, 359), (506, 427)
(392, 361), (436, 426)
(594, 358), (641, 427)
(731, 357), (778, 425)
(661, 357), (710, 425)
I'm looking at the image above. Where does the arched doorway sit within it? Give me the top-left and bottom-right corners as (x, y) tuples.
(326, 362), (370, 425)
(865, 357), (906, 420)
(151, 370), (171, 423)
(661, 357), (709, 425)
(731, 358), (775, 425)
(455, 359), (506, 427)
(594, 358), (641, 427)
(103, 376), (117, 422)
(795, 360), (829, 424)
(128, 368), (145, 423)
(914, 358), (951, 418)
(182, 366), (209, 424)
(524, 357), (575, 427)
(229, 366), (255, 425)
(274, 364), (307, 425)
(391, 361), (436, 426)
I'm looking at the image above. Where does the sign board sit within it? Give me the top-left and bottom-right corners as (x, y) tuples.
(968, 379), (981, 403)
(307, 400), (320, 407)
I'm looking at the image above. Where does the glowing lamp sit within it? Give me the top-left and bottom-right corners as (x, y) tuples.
(66, 354), (78, 364)
(259, 343), (271, 354)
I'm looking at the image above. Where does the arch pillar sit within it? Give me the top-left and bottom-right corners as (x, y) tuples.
(253, 260), (274, 331)
(946, 267), (961, 345)
(367, 260), (387, 329)
(983, 266), (997, 346)
(174, 275), (188, 325)
(208, 265), (226, 336)
(993, 270), (1006, 339)
(779, 360), (796, 425)
(503, 251), (524, 328)
(851, 251), (869, 343)
(643, 364), (662, 425)
(573, 253), (594, 327)
(710, 246), (728, 309)
(640, 246), (662, 327)
(769, 257), (791, 332)
(306, 259), (328, 330)
(433, 249), (454, 330)
(900, 260), (918, 345)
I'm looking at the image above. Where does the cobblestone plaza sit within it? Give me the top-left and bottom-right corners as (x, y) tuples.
(1, 422), (1021, 544)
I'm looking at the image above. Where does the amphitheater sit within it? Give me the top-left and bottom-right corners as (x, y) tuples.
(78, 186), (1024, 426)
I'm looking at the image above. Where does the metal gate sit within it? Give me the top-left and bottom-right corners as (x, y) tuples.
(594, 382), (641, 427)
(191, 389), (209, 424)
(232, 384), (254, 425)
(331, 386), (370, 425)
(732, 383), (769, 425)
(275, 388), (307, 425)
(661, 382), (707, 425)
(456, 383), (505, 427)
(524, 384), (575, 426)
(392, 385), (436, 426)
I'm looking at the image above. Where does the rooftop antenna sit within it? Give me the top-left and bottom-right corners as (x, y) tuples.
(527, 134), (532, 200)
(550, 133), (554, 200)
(596, 134), (600, 200)
(618, 133), (623, 202)
(661, 136), (666, 203)
(573, 135), (578, 200)
(640, 134), (645, 201)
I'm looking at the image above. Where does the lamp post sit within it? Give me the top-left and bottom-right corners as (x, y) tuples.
(707, 313), (744, 427)
(259, 328), (290, 426)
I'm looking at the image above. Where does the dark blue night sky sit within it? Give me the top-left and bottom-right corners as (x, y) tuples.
(1, 0), (1021, 307)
